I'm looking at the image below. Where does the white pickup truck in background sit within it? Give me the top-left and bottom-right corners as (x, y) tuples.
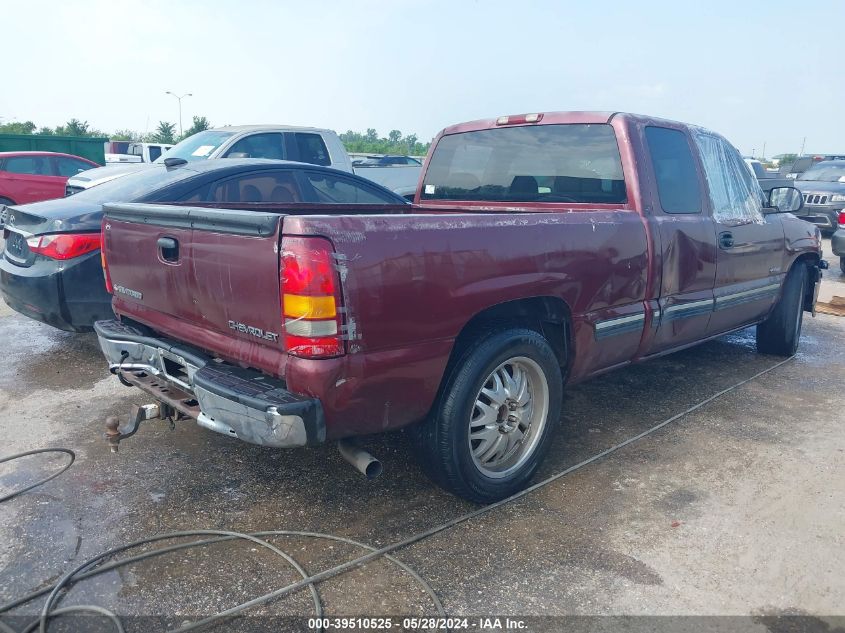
(70, 126), (421, 199)
(104, 142), (174, 165)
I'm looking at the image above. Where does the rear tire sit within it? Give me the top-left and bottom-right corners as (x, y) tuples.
(839, 257), (845, 275)
(756, 264), (806, 356)
(412, 328), (563, 504)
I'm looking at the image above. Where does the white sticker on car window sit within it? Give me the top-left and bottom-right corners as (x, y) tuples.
(191, 145), (215, 157)
(424, 184), (435, 194)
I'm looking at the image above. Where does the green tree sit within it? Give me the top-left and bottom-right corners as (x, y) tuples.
(776, 153), (798, 166)
(148, 121), (176, 144)
(62, 118), (90, 136)
(180, 116), (211, 141)
(49, 119), (107, 137)
(36, 126), (55, 135)
(112, 129), (142, 142)
(0, 120), (37, 135)
(339, 129), (429, 156)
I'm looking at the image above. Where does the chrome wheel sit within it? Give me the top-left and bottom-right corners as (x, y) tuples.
(468, 356), (550, 478)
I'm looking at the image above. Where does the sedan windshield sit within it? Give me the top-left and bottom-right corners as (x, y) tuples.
(155, 130), (235, 164)
(799, 163), (845, 182)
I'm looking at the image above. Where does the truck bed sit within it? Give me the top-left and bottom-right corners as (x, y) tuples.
(103, 201), (649, 437)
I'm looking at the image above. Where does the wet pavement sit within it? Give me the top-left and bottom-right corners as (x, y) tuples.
(0, 241), (843, 632)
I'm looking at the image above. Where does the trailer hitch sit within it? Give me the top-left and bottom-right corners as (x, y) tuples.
(104, 403), (175, 452)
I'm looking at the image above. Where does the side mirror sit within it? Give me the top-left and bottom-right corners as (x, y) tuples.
(766, 186), (803, 214)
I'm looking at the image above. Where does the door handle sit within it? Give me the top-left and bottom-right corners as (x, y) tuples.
(157, 236), (179, 262)
(718, 232), (734, 249)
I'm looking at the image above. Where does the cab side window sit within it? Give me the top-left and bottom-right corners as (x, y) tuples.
(645, 126), (702, 214)
(693, 132), (764, 225)
(294, 133), (331, 166)
(224, 133), (285, 160)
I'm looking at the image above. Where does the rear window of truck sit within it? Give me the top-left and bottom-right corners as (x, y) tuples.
(420, 124), (626, 204)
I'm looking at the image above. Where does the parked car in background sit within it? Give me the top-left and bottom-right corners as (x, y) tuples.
(350, 154), (423, 199)
(105, 153), (143, 164)
(793, 160), (845, 234)
(0, 151), (99, 212)
(94, 111), (822, 503)
(780, 156), (817, 179)
(776, 155), (845, 180)
(68, 126), (423, 199)
(744, 158), (792, 193)
(351, 154), (422, 166)
(830, 211), (845, 274)
(66, 126), (355, 195)
(1, 159), (407, 332)
(105, 142), (174, 164)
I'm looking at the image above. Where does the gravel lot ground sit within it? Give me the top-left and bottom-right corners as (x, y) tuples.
(0, 239), (842, 633)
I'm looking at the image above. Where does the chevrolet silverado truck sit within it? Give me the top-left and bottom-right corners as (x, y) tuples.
(94, 111), (824, 503)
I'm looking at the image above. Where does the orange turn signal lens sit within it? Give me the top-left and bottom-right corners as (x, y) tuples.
(283, 294), (337, 319)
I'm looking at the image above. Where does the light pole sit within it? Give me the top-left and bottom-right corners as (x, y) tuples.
(165, 91), (192, 137)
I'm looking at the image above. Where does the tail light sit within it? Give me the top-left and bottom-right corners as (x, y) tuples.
(26, 233), (100, 260)
(100, 221), (113, 293)
(280, 236), (344, 358)
(838, 210), (845, 228)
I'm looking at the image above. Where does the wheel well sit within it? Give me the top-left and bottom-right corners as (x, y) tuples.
(439, 297), (574, 395)
(792, 253), (821, 312)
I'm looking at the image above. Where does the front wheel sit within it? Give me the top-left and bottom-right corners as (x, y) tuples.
(756, 264), (806, 356)
(412, 328), (563, 503)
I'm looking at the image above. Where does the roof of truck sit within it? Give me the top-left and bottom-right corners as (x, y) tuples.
(437, 111), (700, 137)
(211, 124), (335, 134)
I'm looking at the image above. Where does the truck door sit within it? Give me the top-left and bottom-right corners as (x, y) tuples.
(692, 132), (785, 335)
(641, 125), (717, 355)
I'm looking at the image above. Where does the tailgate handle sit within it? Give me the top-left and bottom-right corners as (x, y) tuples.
(157, 236), (179, 262)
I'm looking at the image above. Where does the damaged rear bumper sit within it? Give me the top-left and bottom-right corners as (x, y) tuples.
(94, 319), (325, 447)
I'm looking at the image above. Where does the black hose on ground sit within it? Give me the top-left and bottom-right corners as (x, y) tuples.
(0, 356), (794, 633)
(0, 449), (75, 504)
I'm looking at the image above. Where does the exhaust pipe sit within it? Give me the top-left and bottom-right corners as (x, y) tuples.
(338, 439), (383, 480)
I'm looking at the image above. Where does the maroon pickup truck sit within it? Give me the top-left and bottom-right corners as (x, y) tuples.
(95, 112), (824, 503)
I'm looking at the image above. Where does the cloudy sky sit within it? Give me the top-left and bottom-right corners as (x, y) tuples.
(2, 0), (842, 156)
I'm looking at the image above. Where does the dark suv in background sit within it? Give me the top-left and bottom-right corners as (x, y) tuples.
(793, 160), (845, 234)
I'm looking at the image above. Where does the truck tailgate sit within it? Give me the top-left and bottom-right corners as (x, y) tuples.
(103, 203), (286, 373)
